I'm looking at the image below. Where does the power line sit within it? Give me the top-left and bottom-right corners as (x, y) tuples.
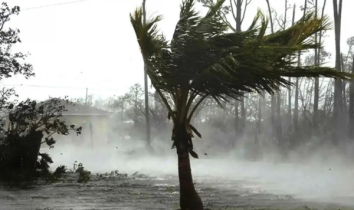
(0, 83), (122, 91)
(22, 0), (91, 11)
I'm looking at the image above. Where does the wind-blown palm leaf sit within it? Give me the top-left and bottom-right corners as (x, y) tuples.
(130, 9), (167, 58)
(130, 0), (351, 124)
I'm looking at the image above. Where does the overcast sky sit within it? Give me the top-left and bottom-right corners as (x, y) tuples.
(1, 0), (353, 102)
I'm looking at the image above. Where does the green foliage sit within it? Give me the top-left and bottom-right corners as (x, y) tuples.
(75, 163), (91, 183)
(110, 84), (169, 128)
(130, 0), (350, 103)
(0, 98), (82, 184)
(0, 3), (82, 185)
(52, 165), (67, 180)
(0, 3), (33, 80)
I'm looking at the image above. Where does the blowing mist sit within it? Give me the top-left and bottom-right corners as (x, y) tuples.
(1, 0), (354, 210)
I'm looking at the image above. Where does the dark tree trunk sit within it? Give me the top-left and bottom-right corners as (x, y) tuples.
(288, 3), (296, 129)
(276, 92), (282, 142)
(256, 96), (262, 146)
(294, 0), (308, 132)
(30, 131), (44, 172)
(241, 98), (246, 133)
(236, 0), (242, 32)
(265, 0), (277, 139)
(333, 0), (344, 143)
(349, 56), (354, 138)
(235, 101), (239, 133)
(341, 53), (348, 113)
(174, 124), (203, 210)
(314, 0), (327, 131)
(257, 96), (262, 134)
(294, 76), (299, 131)
(235, 0), (246, 134)
(314, 0), (319, 131)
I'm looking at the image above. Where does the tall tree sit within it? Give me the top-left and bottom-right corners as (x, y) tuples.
(237, 0), (247, 133)
(313, 0), (319, 129)
(130, 1), (348, 208)
(314, 0), (327, 131)
(142, 0), (151, 148)
(294, 0), (308, 131)
(276, 0), (291, 142)
(349, 55), (354, 138)
(333, 0), (343, 142)
(288, 3), (296, 128)
(265, 0), (276, 139)
(341, 36), (353, 113)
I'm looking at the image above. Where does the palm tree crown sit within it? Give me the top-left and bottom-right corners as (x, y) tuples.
(130, 0), (349, 126)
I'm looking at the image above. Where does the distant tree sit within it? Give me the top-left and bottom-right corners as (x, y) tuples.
(110, 94), (130, 123)
(0, 3), (81, 183)
(111, 84), (146, 125)
(294, 0), (308, 131)
(313, 0), (327, 130)
(0, 98), (82, 183)
(130, 0), (349, 209)
(150, 90), (169, 129)
(126, 84), (145, 125)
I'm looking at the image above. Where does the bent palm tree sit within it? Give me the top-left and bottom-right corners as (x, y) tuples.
(130, 0), (350, 209)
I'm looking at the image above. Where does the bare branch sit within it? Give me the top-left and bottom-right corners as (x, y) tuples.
(230, 0), (237, 22)
(221, 12), (236, 32)
(241, 0), (251, 24)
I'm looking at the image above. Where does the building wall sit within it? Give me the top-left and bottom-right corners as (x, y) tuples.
(60, 115), (109, 148)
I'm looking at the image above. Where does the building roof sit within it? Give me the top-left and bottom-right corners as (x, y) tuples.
(42, 99), (112, 116)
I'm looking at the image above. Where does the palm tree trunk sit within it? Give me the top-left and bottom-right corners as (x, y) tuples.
(174, 124), (203, 210)
(178, 151), (203, 210)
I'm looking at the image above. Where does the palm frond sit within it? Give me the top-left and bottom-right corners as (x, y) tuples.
(130, 8), (167, 58)
(130, 1), (352, 124)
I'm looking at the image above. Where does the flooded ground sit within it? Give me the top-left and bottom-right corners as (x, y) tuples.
(1, 172), (353, 210)
(1, 144), (354, 210)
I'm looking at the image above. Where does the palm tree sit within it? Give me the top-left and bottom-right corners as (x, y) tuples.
(130, 0), (350, 209)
